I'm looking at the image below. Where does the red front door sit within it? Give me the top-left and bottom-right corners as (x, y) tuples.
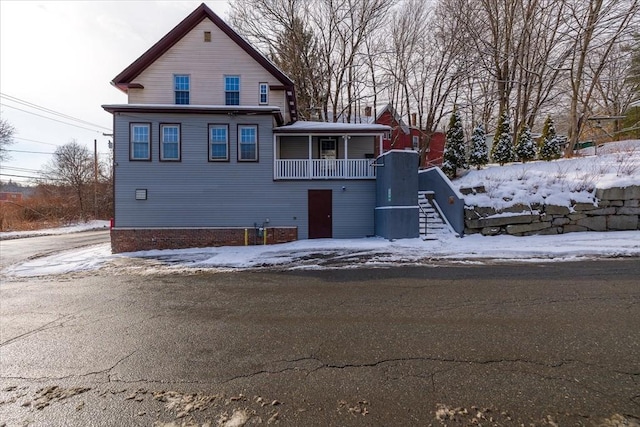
(308, 190), (332, 239)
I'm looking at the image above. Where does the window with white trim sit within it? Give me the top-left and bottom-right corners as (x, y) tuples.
(412, 135), (419, 150)
(174, 75), (190, 105)
(160, 124), (180, 161)
(209, 124), (229, 161)
(238, 125), (258, 161)
(130, 123), (151, 160)
(225, 75), (240, 105)
(259, 83), (268, 104)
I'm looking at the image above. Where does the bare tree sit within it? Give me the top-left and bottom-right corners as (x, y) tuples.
(590, 40), (640, 138)
(42, 140), (94, 218)
(564, 0), (639, 154)
(512, 0), (572, 131)
(312, 0), (395, 122)
(416, 0), (470, 134)
(0, 117), (16, 161)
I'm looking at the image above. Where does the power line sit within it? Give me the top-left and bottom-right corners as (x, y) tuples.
(4, 149), (55, 154)
(1, 166), (43, 173)
(0, 103), (103, 133)
(0, 92), (111, 131)
(13, 137), (59, 147)
(0, 173), (44, 180)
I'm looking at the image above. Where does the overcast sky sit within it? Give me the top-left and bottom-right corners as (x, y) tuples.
(0, 1), (230, 184)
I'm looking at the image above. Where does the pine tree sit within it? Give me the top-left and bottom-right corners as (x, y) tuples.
(515, 125), (536, 163)
(468, 123), (489, 169)
(491, 112), (516, 166)
(441, 108), (467, 177)
(539, 115), (562, 161)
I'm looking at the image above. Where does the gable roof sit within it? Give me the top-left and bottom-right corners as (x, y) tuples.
(111, 3), (295, 94)
(376, 104), (410, 134)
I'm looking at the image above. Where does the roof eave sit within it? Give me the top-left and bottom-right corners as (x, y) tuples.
(101, 104), (283, 115)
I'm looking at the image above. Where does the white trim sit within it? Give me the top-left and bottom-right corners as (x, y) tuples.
(275, 132), (385, 137)
(208, 124), (230, 161)
(259, 82), (269, 105)
(238, 124), (258, 161)
(375, 205), (419, 210)
(160, 123), (181, 161)
(103, 104), (280, 113)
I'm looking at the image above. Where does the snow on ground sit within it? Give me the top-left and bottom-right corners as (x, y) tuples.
(0, 220), (110, 240)
(456, 139), (640, 210)
(2, 141), (640, 278)
(3, 231), (640, 278)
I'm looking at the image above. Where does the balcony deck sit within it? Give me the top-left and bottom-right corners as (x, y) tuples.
(274, 159), (376, 180)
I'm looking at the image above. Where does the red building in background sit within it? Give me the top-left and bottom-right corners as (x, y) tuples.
(374, 104), (422, 154)
(423, 132), (445, 168)
(372, 104), (445, 168)
(0, 192), (22, 203)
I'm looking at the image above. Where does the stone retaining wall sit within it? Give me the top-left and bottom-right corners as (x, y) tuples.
(464, 185), (640, 236)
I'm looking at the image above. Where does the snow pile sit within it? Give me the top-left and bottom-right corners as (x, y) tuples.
(6, 243), (112, 276)
(0, 220), (110, 240)
(456, 140), (640, 210)
(4, 231), (640, 278)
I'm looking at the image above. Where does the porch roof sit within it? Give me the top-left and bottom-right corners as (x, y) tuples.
(274, 121), (390, 134)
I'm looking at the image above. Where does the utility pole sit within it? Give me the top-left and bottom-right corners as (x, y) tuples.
(94, 139), (98, 219)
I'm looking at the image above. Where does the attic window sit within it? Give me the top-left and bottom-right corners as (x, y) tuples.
(204, 31), (211, 42)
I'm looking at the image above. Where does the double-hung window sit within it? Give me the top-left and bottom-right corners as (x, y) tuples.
(174, 74), (190, 105)
(209, 124), (229, 161)
(238, 125), (258, 161)
(130, 123), (151, 160)
(259, 83), (268, 104)
(160, 124), (181, 161)
(225, 75), (240, 105)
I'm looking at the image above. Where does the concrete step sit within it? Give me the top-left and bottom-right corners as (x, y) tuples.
(418, 191), (454, 238)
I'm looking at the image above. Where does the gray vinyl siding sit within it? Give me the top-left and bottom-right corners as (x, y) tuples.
(279, 135), (376, 159)
(279, 136), (308, 159)
(345, 136), (376, 159)
(113, 112), (375, 239)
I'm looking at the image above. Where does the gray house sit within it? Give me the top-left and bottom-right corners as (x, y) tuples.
(103, 4), (463, 253)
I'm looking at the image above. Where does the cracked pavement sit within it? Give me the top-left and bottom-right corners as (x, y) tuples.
(1, 261), (639, 426)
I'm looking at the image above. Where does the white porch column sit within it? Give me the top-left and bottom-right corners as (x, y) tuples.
(308, 134), (313, 179)
(343, 135), (349, 179)
(379, 134), (383, 155)
(344, 135), (349, 160)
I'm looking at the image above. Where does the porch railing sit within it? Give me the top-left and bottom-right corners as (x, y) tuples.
(275, 159), (376, 180)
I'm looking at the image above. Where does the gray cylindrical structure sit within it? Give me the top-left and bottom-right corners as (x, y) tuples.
(374, 150), (419, 239)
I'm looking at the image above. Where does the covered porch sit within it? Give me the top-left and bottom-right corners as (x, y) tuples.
(273, 121), (390, 180)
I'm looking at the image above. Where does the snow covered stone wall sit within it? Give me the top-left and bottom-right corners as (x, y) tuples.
(463, 185), (640, 236)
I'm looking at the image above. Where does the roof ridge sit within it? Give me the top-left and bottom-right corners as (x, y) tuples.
(111, 3), (294, 91)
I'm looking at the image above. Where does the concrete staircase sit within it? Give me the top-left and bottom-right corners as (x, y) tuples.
(418, 191), (452, 240)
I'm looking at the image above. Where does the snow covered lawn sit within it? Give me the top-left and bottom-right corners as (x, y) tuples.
(456, 140), (640, 210)
(3, 230), (640, 278)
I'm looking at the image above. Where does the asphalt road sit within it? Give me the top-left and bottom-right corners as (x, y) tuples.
(1, 260), (638, 426)
(0, 230), (110, 270)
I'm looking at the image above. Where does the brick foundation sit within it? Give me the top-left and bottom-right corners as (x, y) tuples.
(111, 227), (298, 253)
